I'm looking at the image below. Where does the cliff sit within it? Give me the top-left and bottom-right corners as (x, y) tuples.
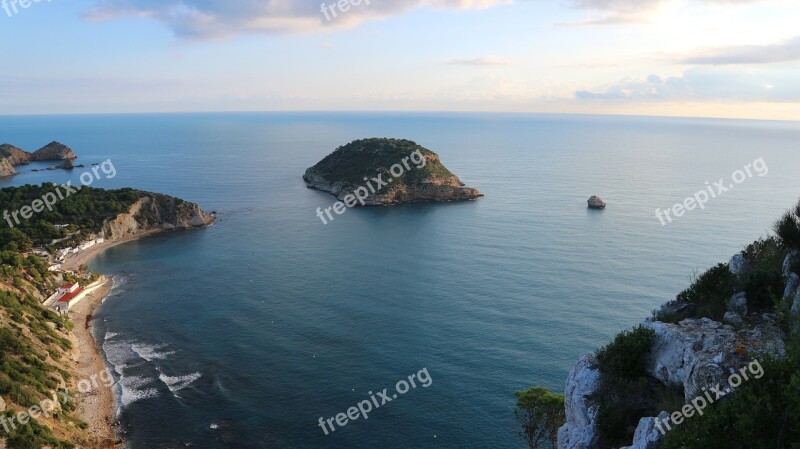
(303, 138), (482, 205)
(31, 141), (78, 161)
(0, 157), (17, 177)
(0, 143), (31, 165)
(556, 229), (799, 449)
(100, 192), (216, 241)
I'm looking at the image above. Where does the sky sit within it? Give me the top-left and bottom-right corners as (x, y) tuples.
(1, 0), (799, 120)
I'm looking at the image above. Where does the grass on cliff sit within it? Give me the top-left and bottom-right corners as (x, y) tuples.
(306, 138), (456, 190)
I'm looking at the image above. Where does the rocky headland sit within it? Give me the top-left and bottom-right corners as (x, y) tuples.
(303, 138), (482, 205)
(0, 141), (78, 176)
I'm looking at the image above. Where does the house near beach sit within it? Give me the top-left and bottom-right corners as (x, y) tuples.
(53, 281), (86, 314)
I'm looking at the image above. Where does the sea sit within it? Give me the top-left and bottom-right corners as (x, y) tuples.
(1, 112), (799, 448)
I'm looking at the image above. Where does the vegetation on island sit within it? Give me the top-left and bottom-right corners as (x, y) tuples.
(305, 138), (456, 190)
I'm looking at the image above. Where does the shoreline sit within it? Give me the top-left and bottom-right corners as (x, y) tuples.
(69, 275), (117, 448)
(64, 232), (157, 448)
(61, 231), (159, 272)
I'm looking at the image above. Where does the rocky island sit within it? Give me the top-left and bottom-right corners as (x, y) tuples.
(303, 138), (482, 205)
(0, 141), (78, 177)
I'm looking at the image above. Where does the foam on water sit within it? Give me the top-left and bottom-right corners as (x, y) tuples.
(118, 375), (160, 408)
(131, 343), (176, 362)
(158, 371), (202, 395)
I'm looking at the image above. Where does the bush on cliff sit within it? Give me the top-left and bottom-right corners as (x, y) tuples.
(514, 386), (565, 449)
(774, 200), (800, 250)
(595, 325), (656, 382)
(594, 325), (658, 447)
(675, 263), (734, 320)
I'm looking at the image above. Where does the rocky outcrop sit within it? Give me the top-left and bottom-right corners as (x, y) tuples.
(100, 192), (215, 241)
(620, 412), (669, 449)
(31, 141), (77, 161)
(558, 308), (785, 449)
(56, 159), (75, 170)
(0, 143), (32, 165)
(587, 196), (606, 209)
(557, 355), (602, 449)
(0, 157), (17, 177)
(645, 317), (783, 401)
(303, 138), (482, 206)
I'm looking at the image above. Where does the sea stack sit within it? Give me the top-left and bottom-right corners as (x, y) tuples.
(587, 195), (606, 209)
(303, 138), (482, 205)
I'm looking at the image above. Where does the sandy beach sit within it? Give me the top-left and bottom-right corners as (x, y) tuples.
(61, 231), (158, 272)
(70, 275), (118, 448)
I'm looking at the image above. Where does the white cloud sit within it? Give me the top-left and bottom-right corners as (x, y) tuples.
(563, 0), (773, 26)
(84, 0), (512, 39)
(447, 56), (512, 66)
(680, 36), (800, 65)
(575, 67), (800, 102)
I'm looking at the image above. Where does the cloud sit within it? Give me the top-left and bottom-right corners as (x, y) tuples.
(447, 56), (512, 66)
(680, 36), (800, 65)
(562, 0), (772, 27)
(575, 67), (800, 102)
(84, 0), (512, 39)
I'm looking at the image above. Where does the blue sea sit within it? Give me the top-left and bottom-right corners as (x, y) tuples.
(2, 112), (799, 448)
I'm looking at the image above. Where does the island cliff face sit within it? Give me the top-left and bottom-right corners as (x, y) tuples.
(303, 138), (482, 205)
(0, 157), (17, 177)
(0, 141), (78, 176)
(0, 143), (32, 165)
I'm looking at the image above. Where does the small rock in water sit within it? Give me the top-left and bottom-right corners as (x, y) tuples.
(587, 195), (606, 209)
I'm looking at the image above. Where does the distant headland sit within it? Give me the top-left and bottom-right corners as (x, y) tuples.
(0, 141), (79, 176)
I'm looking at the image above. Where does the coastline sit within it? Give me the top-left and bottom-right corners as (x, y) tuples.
(61, 231), (159, 272)
(63, 232), (157, 447)
(69, 275), (117, 448)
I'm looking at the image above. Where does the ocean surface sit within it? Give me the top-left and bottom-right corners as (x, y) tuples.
(2, 112), (800, 448)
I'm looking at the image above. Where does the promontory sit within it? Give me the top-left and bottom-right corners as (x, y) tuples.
(303, 138), (482, 205)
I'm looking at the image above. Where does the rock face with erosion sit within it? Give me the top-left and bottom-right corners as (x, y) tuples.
(31, 141), (78, 161)
(587, 195), (606, 209)
(0, 143), (32, 165)
(99, 192), (215, 242)
(557, 309), (785, 449)
(0, 157), (17, 177)
(303, 138), (482, 205)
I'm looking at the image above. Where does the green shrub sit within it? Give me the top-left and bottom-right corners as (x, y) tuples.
(775, 201), (800, 249)
(676, 264), (734, 320)
(596, 325), (656, 381)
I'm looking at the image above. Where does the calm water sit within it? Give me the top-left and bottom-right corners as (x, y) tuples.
(2, 113), (800, 448)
